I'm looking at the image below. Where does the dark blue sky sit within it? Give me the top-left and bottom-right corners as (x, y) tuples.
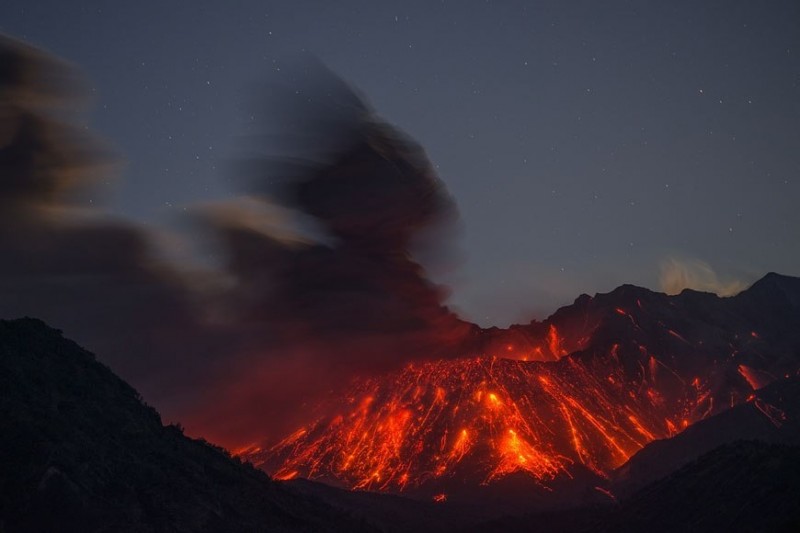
(2, 0), (799, 326)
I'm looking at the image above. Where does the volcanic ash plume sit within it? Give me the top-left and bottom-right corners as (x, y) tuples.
(209, 65), (476, 371)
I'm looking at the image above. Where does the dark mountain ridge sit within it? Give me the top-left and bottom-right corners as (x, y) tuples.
(466, 440), (800, 533)
(0, 318), (372, 533)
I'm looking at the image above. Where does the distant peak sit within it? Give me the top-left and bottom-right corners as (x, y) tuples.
(745, 272), (800, 292)
(757, 272), (793, 283)
(603, 283), (656, 299)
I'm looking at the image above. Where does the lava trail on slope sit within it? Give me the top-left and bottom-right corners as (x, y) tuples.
(242, 275), (800, 497)
(248, 347), (710, 493)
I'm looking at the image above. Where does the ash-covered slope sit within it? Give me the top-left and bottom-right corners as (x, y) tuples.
(0, 318), (372, 533)
(250, 273), (800, 499)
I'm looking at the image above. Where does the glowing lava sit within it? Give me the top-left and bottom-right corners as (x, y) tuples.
(248, 348), (715, 492)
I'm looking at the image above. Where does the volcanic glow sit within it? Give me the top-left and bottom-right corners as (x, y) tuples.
(248, 342), (717, 493)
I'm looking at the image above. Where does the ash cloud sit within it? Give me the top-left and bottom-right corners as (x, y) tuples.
(0, 36), (473, 447)
(0, 35), (232, 432)
(213, 63), (471, 364)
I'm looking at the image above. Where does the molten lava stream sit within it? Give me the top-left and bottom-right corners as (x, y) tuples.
(254, 349), (716, 493)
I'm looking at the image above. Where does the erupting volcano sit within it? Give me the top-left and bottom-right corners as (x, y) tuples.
(261, 353), (704, 491)
(206, 66), (800, 502)
(242, 273), (800, 498)
(3, 7), (800, 530)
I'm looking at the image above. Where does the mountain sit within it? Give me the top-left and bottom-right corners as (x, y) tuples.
(0, 318), (373, 533)
(2, 274), (800, 532)
(281, 377), (800, 532)
(248, 273), (800, 500)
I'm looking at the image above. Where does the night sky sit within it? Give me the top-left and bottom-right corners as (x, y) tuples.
(2, 1), (799, 326)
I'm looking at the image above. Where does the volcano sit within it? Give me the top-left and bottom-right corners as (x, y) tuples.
(243, 273), (800, 499)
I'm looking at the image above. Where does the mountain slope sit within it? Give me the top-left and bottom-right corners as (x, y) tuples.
(0, 318), (372, 533)
(250, 273), (800, 498)
(613, 377), (800, 496)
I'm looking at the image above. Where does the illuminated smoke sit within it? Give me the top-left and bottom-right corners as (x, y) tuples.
(659, 257), (748, 297)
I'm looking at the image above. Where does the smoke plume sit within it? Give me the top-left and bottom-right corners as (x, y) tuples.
(659, 257), (748, 297)
(0, 36), (472, 447)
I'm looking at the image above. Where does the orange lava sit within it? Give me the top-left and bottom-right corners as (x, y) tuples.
(254, 350), (713, 492)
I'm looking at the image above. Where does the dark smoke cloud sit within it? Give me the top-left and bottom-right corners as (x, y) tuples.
(0, 37), (475, 447)
(0, 35), (100, 217)
(0, 35), (233, 422)
(214, 63), (472, 362)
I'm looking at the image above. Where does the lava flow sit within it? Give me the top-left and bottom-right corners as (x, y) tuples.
(247, 343), (715, 493)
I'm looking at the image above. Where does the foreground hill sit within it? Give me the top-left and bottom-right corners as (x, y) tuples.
(602, 440), (800, 533)
(467, 440), (800, 533)
(0, 318), (372, 533)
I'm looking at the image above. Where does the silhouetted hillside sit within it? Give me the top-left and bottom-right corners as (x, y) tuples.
(465, 440), (800, 533)
(0, 318), (372, 533)
(600, 440), (800, 533)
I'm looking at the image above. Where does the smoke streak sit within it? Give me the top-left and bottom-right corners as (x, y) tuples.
(660, 257), (748, 297)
